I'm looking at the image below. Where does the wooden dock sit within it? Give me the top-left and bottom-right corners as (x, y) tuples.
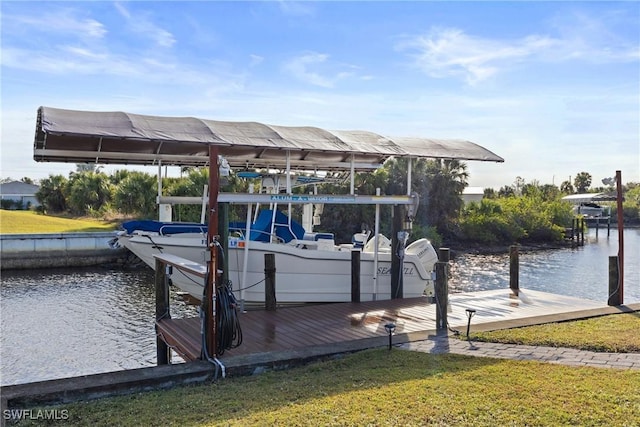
(157, 289), (605, 362)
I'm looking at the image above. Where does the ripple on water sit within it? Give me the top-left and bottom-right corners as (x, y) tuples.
(0, 267), (196, 385)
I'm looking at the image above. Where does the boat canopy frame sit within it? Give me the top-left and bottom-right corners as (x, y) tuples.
(33, 106), (503, 171)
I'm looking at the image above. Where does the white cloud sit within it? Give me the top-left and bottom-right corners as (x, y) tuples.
(397, 27), (558, 85)
(15, 9), (107, 39)
(277, 1), (316, 17)
(397, 10), (639, 85)
(249, 54), (264, 67)
(283, 52), (356, 88)
(114, 2), (176, 48)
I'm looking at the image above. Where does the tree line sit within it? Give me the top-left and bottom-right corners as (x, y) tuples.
(5, 163), (639, 247)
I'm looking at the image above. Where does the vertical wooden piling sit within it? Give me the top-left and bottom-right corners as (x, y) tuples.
(438, 247), (450, 262)
(615, 170), (624, 303)
(351, 249), (361, 303)
(509, 245), (519, 296)
(265, 253), (277, 311)
(434, 261), (448, 331)
(390, 205), (403, 299)
(608, 256), (621, 306)
(155, 258), (171, 365)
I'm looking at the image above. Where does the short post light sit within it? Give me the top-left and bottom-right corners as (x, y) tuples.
(465, 309), (476, 341)
(384, 322), (396, 350)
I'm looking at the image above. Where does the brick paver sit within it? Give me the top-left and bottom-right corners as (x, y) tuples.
(399, 334), (640, 370)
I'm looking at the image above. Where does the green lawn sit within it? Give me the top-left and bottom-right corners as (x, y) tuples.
(469, 312), (640, 353)
(0, 210), (118, 234)
(16, 313), (640, 426)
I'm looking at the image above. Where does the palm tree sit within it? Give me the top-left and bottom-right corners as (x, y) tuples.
(422, 159), (468, 236)
(574, 172), (592, 193)
(113, 171), (158, 218)
(36, 174), (68, 213)
(66, 171), (113, 215)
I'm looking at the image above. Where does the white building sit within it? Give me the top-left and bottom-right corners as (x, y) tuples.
(0, 181), (41, 208)
(461, 186), (484, 205)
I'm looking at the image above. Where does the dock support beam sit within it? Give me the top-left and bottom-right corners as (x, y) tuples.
(155, 258), (171, 365)
(265, 253), (277, 311)
(615, 170), (624, 304)
(434, 248), (449, 332)
(390, 205), (403, 299)
(608, 256), (621, 306)
(509, 245), (519, 296)
(351, 250), (361, 302)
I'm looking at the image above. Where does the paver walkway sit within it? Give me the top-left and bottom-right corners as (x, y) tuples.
(399, 334), (640, 370)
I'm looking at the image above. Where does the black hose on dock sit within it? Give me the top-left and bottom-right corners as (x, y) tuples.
(216, 281), (242, 355)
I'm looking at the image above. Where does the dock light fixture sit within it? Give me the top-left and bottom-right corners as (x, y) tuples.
(465, 309), (476, 341)
(384, 322), (396, 350)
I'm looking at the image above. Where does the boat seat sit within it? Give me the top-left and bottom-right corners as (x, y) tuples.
(352, 231), (371, 249)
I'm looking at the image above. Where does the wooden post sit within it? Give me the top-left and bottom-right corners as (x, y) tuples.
(390, 205), (403, 299)
(390, 205), (402, 299)
(608, 256), (621, 306)
(509, 245), (519, 296)
(438, 247), (450, 262)
(351, 249), (361, 302)
(434, 261), (448, 331)
(615, 170), (624, 303)
(580, 218), (585, 246)
(155, 258), (171, 365)
(205, 145), (220, 357)
(265, 253), (276, 311)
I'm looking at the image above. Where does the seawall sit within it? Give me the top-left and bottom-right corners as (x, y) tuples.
(0, 232), (127, 270)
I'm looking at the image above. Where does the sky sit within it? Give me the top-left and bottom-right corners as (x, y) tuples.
(1, 1), (639, 190)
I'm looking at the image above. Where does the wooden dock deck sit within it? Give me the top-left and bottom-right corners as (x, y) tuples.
(156, 289), (605, 362)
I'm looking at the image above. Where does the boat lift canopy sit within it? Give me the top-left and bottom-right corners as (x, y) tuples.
(561, 193), (619, 204)
(33, 106), (503, 171)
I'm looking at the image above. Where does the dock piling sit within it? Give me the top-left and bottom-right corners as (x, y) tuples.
(265, 253), (276, 311)
(155, 258), (171, 365)
(608, 256), (621, 306)
(351, 249), (361, 303)
(434, 261), (448, 331)
(509, 245), (519, 297)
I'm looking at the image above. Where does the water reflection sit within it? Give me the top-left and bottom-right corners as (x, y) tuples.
(450, 228), (639, 303)
(0, 267), (197, 385)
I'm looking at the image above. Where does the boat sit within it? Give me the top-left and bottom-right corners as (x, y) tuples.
(561, 193), (612, 219)
(115, 207), (439, 304)
(33, 107), (504, 305)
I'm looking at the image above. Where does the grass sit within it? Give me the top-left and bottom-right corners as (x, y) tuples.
(15, 313), (640, 426)
(468, 312), (640, 353)
(0, 210), (119, 234)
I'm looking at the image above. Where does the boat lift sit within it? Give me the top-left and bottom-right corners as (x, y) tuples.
(32, 106), (504, 359)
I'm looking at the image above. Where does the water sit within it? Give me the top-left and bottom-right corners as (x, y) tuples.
(449, 228), (639, 303)
(1, 228), (638, 386)
(0, 268), (197, 386)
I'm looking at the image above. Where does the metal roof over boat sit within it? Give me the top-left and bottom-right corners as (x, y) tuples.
(561, 193), (618, 204)
(33, 106), (504, 170)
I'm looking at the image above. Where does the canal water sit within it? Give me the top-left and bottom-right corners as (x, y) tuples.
(1, 228), (638, 386)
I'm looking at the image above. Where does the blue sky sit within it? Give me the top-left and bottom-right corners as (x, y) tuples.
(1, 1), (638, 189)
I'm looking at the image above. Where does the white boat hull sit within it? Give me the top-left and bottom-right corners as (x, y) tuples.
(118, 233), (437, 304)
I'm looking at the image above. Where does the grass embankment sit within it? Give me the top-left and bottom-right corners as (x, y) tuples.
(17, 313), (640, 426)
(0, 210), (118, 234)
(469, 312), (640, 353)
